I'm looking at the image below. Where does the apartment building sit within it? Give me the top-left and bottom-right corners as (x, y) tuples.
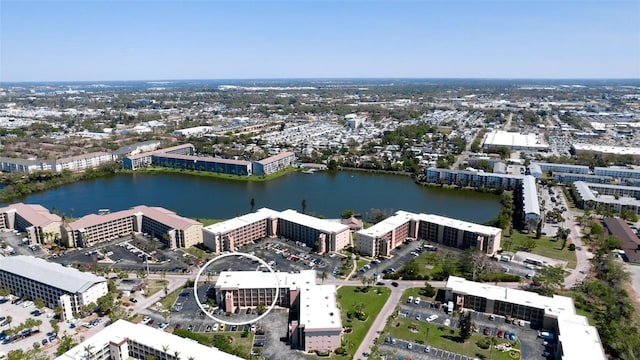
(0, 202), (62, 244)
(553, 172), (612, 185)
(277, 210), (350, 254)
(252, 151), (296, 175)
(122, 143), (195, 170)
(55, 152), (115, 173)
(215, 271), (342, 353)
(445, 276), (605, 360)
(203, 208), (350, 254)
(0, 256), (107, 320)
(425, 168), (523, 190)
(425, 168), (539, 230)
(202, 208), (279, 252)
(56, 319), (241, 360)
(594, 166), (640, 180)
(65, 205), (202, 249)
(0, 157), (55, 173)
(531, 162), (590, 176)
(523, 175), (541, 230)
(356, 210), (501, 257)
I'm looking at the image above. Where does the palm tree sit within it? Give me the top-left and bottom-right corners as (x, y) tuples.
(6, 316), (12, 330)
(83, 343), (95, 359)
(321, 272), (327, 284)
(161, 344), (170, 354)
(173, 350), (180, 360)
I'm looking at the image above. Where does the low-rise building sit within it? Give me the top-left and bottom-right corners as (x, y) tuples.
(55, 152), (114, 172)
(444, 276), (605, 360)
(0, 202), (62, 244)
(55, 319), (242, 360)
(482, 130), (549, 151)
(252, 151), (295, 175)
(0, 256), (107, 320)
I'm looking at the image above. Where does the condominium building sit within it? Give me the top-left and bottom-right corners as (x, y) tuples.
(356, 210), (501, 257)
(425, 168), (539, 230)
(531, 162), (590, 176)
(65, 205), (202, 249)
(553, 172), (612, 185)
(0, 256), (107, 320)
(523, 175), (541, 230)
(203, 208), (350, 254)
(56, 319), (241, 360)
(214, 271), (342, 353)
(594, 166), (640, 180)
(203, 208), (279, 252)
(55, 152), (115, 173)
(0, 203), (62, 245)
(445, 276), (605, 360)
(252, 151), (296, 175)
(425, 168), (523, 190)
(122, 143), (195, 170)
(0, 157), (55, 173)
(572, 181), (640, 215)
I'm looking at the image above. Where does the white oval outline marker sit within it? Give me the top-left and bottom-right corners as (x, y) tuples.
(193, 252), (280, 326)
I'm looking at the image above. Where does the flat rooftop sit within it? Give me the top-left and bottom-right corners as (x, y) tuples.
(299, 284), (342, 331)
(215, 270), (316, 290)
(557, 314), (606, 360)
(573, 143), (640, 156)
(358, 210), (416, 238)
(483, 130), (548, 149)
(0, 255), (105, 294)
(55, 319), (241, 360)
(203, 208), (279, 234)
(278, 209), (350, 234)
(445, 276), (575, 316)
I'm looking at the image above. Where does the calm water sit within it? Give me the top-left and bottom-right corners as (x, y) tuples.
(16, 171), (500, 223)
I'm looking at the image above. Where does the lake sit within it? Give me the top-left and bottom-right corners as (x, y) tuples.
(17, 171), (501, 223)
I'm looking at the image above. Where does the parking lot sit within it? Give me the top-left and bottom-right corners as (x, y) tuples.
(386, 299), (549, 360)
(49, 235), (191, 273)
(0, 230), (48, 258)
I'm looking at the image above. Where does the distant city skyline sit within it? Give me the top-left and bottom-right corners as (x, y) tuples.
(1, 0), (639, 82)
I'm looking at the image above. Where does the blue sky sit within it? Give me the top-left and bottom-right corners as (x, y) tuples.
(1, 0), (639, 81)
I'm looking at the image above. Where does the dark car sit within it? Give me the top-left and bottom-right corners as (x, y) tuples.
(391, 282), (399, 287)
(255, 329), (265, 335)
(42, 338), (48, 345)
(254, 341), (265, 347)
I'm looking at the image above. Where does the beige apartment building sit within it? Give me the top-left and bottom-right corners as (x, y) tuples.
(65, 205), (202, 249)
(0, 202), (62, 244)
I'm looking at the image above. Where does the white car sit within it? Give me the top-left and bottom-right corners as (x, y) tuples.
(158, 323), (169, 331)
(250, 323), (256, 332)
(444, 319), (451, 326)
(407, 343), (413, 350)
(141, 316), (151, 325)
(414, 297), (421, 305)
(212, 323), (219, 331)
(426, 315), (438, 322)
(407, 296), (413, 304)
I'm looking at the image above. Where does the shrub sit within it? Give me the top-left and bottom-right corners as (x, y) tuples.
(476, 338), (491, 349)
(335, 347), (347, 355)
(568, 243), (576, 251)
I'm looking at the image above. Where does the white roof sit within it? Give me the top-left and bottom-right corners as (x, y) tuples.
(557, 315), (606, 360)
(215, 270), (316, 290)
(299, 284), (342, 331)
(0, 256), (105, 294)
(359, 210), (501, 238)
(523, 175), (541, 216)
(416, 213), (502, 236)
(483, 130), (548, 149)
(573, 143), (640, 156)
(445, 276), (575, 316)
(358, 210), (415, 238)
(278, 209), (350, 234)
(203, 208), (279, 234)
(55, 319), (241, 360)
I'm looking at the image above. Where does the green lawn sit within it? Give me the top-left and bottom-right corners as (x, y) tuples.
(144, 279), (169, 298)
(399, 287), (438, 304)
(337, 286), (391, 359)
(159, 287), (182, 312)
(384, 317), (520, 360)
(183, 246), (217, 259)
(503, 231), (577, 269)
